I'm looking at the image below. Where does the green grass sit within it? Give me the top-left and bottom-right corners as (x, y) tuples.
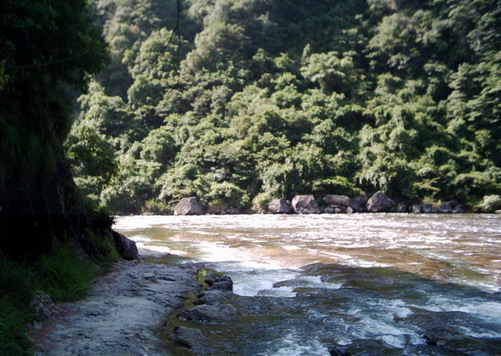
(0, 297), (33, 356)
(0, 234), (121, 354)
(0, 259), (34, 355)
(33, 245), (98, 301)
(88, 231), (120, 267)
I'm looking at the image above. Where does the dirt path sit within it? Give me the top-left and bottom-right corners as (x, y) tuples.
(32, 259), (201, 356)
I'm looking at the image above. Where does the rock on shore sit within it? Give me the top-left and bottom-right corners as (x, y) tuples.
(174, 197), (205, 215)
(268, 198), (293, 214)
(291, 195), (321, 214)
(366, 192), (396, 212)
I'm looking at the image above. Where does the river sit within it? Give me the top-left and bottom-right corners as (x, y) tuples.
(115, 213), (501, 355)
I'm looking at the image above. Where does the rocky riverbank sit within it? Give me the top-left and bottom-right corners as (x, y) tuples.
(32, 258), (203, 355)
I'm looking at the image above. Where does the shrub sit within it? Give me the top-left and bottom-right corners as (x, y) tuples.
(252, 192), (273, 213)
(88, 232), (120, 266)
(205, 181), (250, 210)
(312, 176), (362, 197)
(478, 195), (501, 212)
(143, 199), (172, 214)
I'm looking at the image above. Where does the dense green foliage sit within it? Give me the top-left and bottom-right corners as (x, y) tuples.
(69, 0), (500, 213)
(0, 0), (111, 256)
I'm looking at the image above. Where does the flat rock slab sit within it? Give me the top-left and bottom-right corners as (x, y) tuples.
(33, 260), (200, 356)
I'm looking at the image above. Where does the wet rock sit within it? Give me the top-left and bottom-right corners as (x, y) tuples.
(112, 231), (138, 260)
(366, 192), (395, 212)
(170, 326), (210, 354)
(194, 290), (227, 305)
(204, 273), (233, 292)
(209, 277), (233, 292)
(174, 197), (205, 215)
(291, 195), (321, 214)
(268, 198), (292, 214)
(331, 339), (400, 356)
(30, 290), (56, 322)
(178, 304), (239, 324)
(424, 327), (501, 355)
(329, 346), (350, 356)
(342, 339), (402, 355)
(407, 310), (501, 355)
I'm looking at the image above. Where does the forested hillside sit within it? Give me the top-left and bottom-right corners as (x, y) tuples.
(68, 0), (501, 214)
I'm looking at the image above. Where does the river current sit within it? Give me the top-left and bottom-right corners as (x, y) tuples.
(115, 214), (501, 355)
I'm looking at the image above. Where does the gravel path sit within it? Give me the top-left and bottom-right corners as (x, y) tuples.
(33, 259), (201, 356)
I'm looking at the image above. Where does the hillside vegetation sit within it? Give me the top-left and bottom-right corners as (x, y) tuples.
(68, 0), (501, 213)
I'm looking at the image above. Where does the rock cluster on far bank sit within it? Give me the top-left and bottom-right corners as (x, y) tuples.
(170, 193), (465, 216)
(269, 192), (464, 215)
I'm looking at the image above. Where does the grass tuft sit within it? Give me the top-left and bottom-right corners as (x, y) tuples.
(33, 244), (98, 302)
(89, 231), (120, 266)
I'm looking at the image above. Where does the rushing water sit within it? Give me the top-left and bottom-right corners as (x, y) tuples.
(115, 214), (501, 355)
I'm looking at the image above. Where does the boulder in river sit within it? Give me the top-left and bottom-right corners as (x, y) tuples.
(366, 192), (395, 212)
(112, 231), (138, 260)
(174, 197), (204, 215)
(268, 198), (292, 214)
(291, 195), (321, 214)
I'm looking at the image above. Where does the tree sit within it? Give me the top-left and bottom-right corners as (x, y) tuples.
(0, 0), (108, 257)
